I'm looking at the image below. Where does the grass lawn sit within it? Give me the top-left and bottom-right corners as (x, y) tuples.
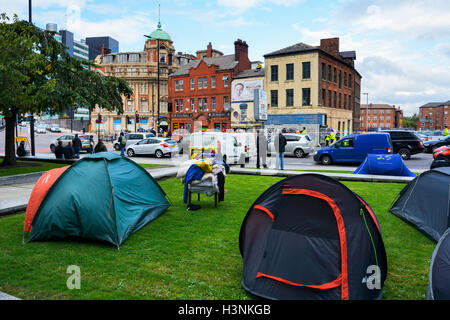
(0, 174), (435, 300)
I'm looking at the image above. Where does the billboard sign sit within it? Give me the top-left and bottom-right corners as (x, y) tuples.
(254, 89), (268, 121)
(231, 79), (263, 102)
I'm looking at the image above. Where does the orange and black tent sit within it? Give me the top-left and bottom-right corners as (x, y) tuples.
(239, 174), (387, 300)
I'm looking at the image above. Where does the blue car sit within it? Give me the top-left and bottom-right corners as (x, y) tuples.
(313, 133), (393, 165)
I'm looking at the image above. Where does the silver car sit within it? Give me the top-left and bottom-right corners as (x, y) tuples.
(126, 138), (179, 158)
(268, 134), (314, 158)
(113, 133), (155, 151)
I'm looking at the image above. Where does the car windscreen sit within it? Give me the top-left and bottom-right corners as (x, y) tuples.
(164, 139), (177, 144)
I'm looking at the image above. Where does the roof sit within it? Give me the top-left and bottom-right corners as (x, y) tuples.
(420, 102), (449, 108)
(170, 54), (238, 77)
(264, 42), (317, 57)
(147, 22), (172, 41)
(340, 51), (356, 59)
(233, 68), (265, 79)
(361, 104), (400, 109)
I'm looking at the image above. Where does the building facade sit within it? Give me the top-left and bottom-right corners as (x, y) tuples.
(85, 36), (119, 61)
(418, 101), (450, 130)
(263, 38), (361, 136)
(360, 104), (404, 130)
(169, 40), (251, 132)
(91, 22), (178, 134)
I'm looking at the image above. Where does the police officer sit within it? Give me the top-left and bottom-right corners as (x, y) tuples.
(329, 130), (335, 144)
(301, 127), (307, 135)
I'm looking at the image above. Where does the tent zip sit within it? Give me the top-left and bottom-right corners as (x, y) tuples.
(360, 207), (379, 267)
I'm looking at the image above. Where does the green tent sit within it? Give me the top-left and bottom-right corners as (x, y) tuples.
(27, 152), (170, 247)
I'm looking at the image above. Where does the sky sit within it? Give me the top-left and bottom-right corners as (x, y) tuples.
(2, 0), (450, 116)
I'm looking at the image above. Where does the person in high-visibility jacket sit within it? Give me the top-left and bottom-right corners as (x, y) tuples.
(329, 130), (335, 144)
(443, 128), (449, 136)
(325, 134), (330, 146)
(301, 127), (307, 135)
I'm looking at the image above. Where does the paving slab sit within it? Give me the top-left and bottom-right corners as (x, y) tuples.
(0, 291), (20, 300)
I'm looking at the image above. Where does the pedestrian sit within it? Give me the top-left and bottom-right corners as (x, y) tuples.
(302, 127), (307, 135)
(329, 130), (335, 144)
(443, 128), (449, 137)
(89, 135), (95, 154)
(118, 132), (126, 156)
(257, 130), (268, 169)
(16, 141), (28, 157)
(94, 139), (107, 153)
(325, 134), (330, 146)
(274, 130), (287, 170)
(72, 133), (82, 158)
(167, 129), (172, 138)
(55, 140), (64, 159)
(336, 131), (341, 141)
(63, 141), (75, 160)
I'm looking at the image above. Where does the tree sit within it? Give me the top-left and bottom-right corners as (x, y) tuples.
(0, 14), (132, 166)
(402, 113), (419, 129)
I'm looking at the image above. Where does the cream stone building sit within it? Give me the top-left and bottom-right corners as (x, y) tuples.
(90, 22), (179, 135)
(263, 38), (361, 140)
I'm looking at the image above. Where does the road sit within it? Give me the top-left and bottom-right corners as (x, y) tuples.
(0, 126), (435, 172)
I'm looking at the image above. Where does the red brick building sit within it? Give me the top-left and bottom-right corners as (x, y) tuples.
(169, 40), (251, 132)
(360, 103), (404, 130)
(418, 101), (450, 130)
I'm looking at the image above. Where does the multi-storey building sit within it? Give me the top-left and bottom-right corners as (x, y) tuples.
(418, 101), (450, 130)
(263, 37), (361, 136)
(169, 40), (251, 132)
(85, 36), (119, 61)
(360, 104), (404, 130)
(45, 23), (90, 61)
(91, 22), (179, 134)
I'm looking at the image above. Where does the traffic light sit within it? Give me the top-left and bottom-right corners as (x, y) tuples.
(135, 113), (140, 123)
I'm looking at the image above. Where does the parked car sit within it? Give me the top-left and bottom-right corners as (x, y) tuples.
(113, 133), (155, 151)
(424, 135), (450, 153)
(189, 132), (242, 163)
(49, 124), (61, 132)
(267, 133), (314, 158)
(50, 134), (90, 153)
(313, 133), (392, 165)
(35, 125), (47, 134)
(126, 138), (179, 158)
(382, 130), (424, 160)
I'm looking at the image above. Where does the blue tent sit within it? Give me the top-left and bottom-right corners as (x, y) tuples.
(353, 154), (417, 177)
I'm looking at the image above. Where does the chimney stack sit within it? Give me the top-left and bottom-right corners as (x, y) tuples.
(207, 42), (212, 58)
(320, 38), (340, 58)
(234, 39), (251, 74)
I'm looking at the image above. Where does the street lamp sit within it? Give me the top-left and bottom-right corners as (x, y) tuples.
(28, 0), (36, 156)
(143, 34), (160, 134)
(363, 92), (369, 131)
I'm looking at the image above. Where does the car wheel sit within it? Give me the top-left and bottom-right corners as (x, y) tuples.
(320, 155), (332, 165)
(114, 143), (120, 151)
(398, 148), (411, 160)
(127, 149), (135, 157)
(155, 149), (163, 158)
(50, 144), (55, 153)
(294, 148), (305, 158)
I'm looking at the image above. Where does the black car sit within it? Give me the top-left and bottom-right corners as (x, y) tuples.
(424, 135), (450, 153)
(383, 130), (424, 160)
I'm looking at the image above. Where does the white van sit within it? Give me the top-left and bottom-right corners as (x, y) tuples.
(231, 132), (257, 162)
(189, 132), (242, 163)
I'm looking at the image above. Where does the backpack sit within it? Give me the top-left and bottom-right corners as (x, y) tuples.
(119, 136), (127, 145)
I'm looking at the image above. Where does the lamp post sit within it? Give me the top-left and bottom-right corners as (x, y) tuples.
(144, 34), (160, 134)
(29, 0), (36, 156)
(363, 92), (369, 131)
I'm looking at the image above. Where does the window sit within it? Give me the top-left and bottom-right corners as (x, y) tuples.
(223, 75), (229, 87)
(344, 94), (347, 109)
(140, 99), (148, 111)
(175, 80), (179, 91)
(198, 77), (204, 89)
(321, 63), (326, 80)
(333, 68), (337, 83)
(175, 100), (179, 112)
(140, 83), (148, 95)
(328, 65), (332, 81)
(333, 92), (336, 108)
(198, 98), (203, 111)
(211, 97), (216, 111)
(179, 80), (184, 91)
(322, 89), (326, 106)
(302, 88), (311, 106)
(180, 99), (184, 112)
(344, 72), (347, 87)
(224, 96), (229, 109)
(339, 93), (341, 108)
(302, 62), (311, 79)
(203, 77), (207, 89)
(348, 95), (352, 110)
(338, 71), (342, 89)
(191, 98), (195, 111)
(203, 98), (208, 111)
(271, 90), (278, 107)
(348, 74), (352, 88)
(271, 65), (278, 81)
(286, 63), (294, 80)
(286, 89), (294, 107)
(190, 78), (195, 90)
(211, 76), (216, 88)
(328, 90), (332, 108)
